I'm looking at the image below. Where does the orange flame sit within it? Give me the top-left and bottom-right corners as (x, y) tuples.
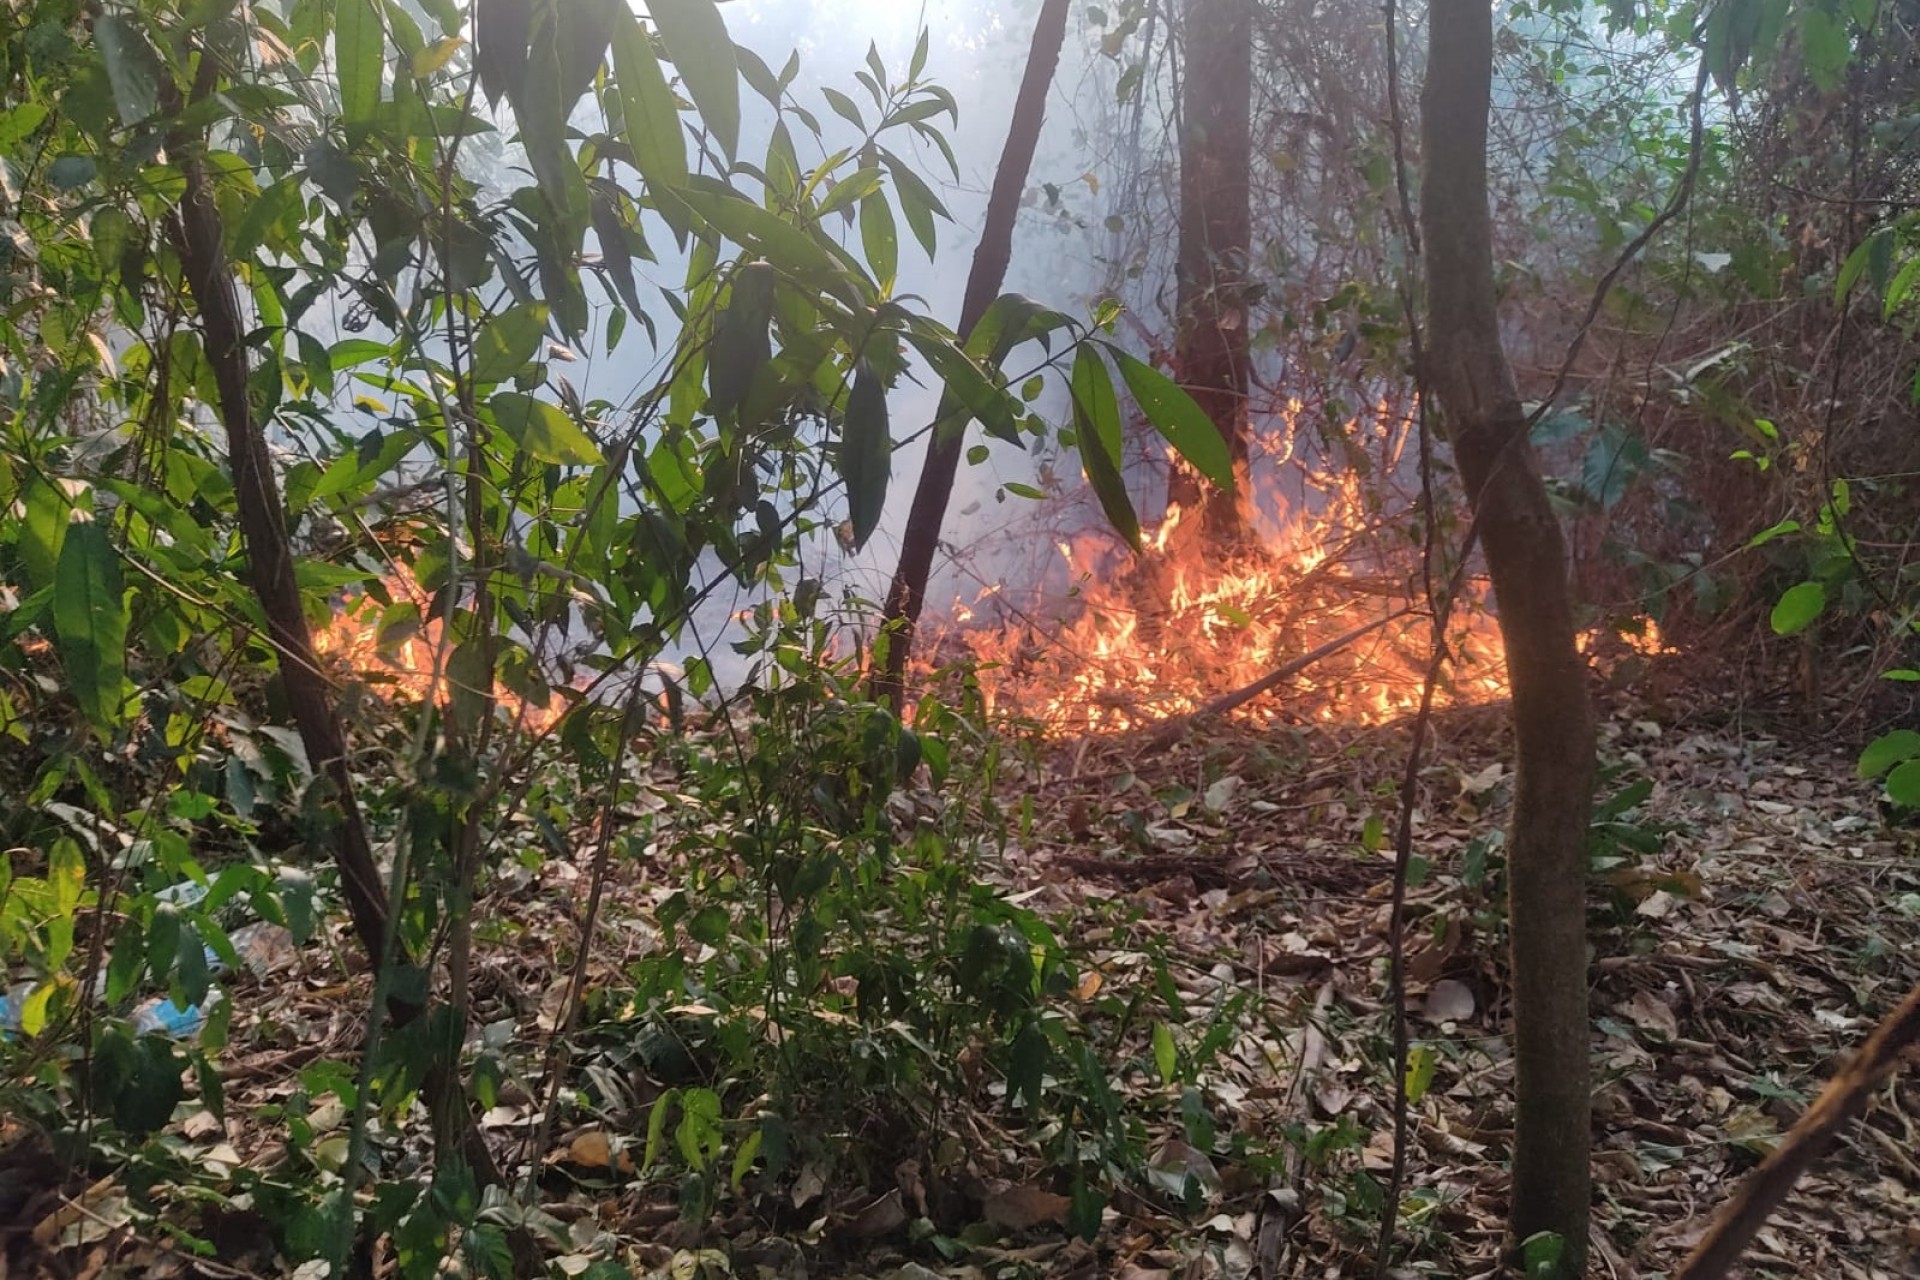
(923, 401), (1532, 736)
(313, 566), (562, 733)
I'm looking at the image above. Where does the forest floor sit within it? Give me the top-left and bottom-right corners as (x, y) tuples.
(7, 688), (1920, 1280)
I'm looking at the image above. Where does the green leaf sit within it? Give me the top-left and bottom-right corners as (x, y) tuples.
(858, 193), (898, 290)
(731, 1126), (763, 1190)
(94, 15), (162, 126)
(643, 1089), (679, 1171)
(0, 103), (49, 149)
(965, 293), (1072, 363)
(47, 154), (96, 189)
(648, 0), (740, 161)
(20, 981), (57, 1038)
(1887, 760), (1920, 808)
(470, 302), (550, 383)
(337, 0), (385, 127)
(880, 148), (948, 261)
(447, 640), (493, 739)
(612, 8), (688, 189)
(489, 393), (605, 465)
(1883, 253), (1920, 319)
(1071, 345), (1139, 549)
(53, 519), (128, 730)
(1859, 730), (1920, 780)
(814, 166), (882, 219)
(1405, 1043), (1438, 1105)
(667, 178), (861, 308)
(518, 12), (592, 231)
(1151, 1021), (1177, 1084)
(1836, 229), (1886, 306)
(1745, 517), (1800, 548)
(708, 261), (775, 419)
(19, 474), (69, 590)
(1769, 581), (1826, 636)
(1007, 1020), (1048, 1108)
(839, 360), (890, 552)
(1797, 3), (1850, 94)
(1109, 346), (1235, 489)
(906, 324), (1024, 445)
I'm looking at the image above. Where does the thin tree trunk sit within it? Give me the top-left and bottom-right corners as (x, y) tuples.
(170, 114), (501, 1188)
(1419, 0), (1595, 1272)
(873, 0), (1070, 706)
(1166, 0), (1251, 545)
(168, 119), (390, 970)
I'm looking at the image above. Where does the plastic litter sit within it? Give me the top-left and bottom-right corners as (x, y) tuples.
(1, 918), (296, 1042)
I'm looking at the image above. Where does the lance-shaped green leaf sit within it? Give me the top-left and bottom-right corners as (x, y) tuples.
(1070, 345), (1139, 550)
(648, 0), (740, 162)
(903, 324), (1022, 445)
(709, 261), (776, 419)
(95, 15), (163, 127)
(965, 293), (1073, 363)
(666, 177), (863, 308)
(490, 393), (605, 466)
(839, 361), (890, 551)
(470, 302), (549, 383)
(881, 147), (949, 261)
(1109, 345), (1235, 489)
(612, 7), (688, 189)
(53, 518), (128, 730)
(337, 0), (384, 128)
(19, 474), (69, 590)
(859, 192), (897, 290)
(519, 6), (592, 231)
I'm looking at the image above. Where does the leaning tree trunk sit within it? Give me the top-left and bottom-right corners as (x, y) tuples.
(166, 83), (500, 1187)
(1419, 0), (1596, 1272)
(1166, 0), (1252, 545)
(873, 0), (1070, 706)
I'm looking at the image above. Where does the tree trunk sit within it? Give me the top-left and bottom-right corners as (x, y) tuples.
(1166, 0), (1252, 545)
(168, 123), (390, 970)
(169, 110), (501, 1189)
(1418, 0), (1596, 1272)
(873, 0), (1071, 708)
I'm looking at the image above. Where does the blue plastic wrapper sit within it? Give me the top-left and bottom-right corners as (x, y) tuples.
(1, 919), (292, 1041)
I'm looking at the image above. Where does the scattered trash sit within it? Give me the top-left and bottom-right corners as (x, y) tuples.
(1, 909), (297, 1041)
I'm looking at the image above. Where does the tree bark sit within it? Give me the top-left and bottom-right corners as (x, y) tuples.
(1419, 0), (1596, 1272)
(169, 106), (501, 1188)
(168, 123), (390, 970)
(873, 0), (1070, 707)
(1166, 0), (1252, 545)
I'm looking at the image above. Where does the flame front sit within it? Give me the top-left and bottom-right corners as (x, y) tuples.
(926, 403), (1516, 735)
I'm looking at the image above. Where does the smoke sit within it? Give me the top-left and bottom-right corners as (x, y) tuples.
(573, 1), (1130, 680)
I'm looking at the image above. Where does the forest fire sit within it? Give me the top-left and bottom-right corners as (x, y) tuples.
(312, 568), (563, 733)
(927, 442), (1516, 736)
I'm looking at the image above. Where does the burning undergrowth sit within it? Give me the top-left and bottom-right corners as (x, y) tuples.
(919, 401), (1517, 736)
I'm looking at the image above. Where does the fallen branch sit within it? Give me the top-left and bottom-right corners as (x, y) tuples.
(1140, 608), (1414, 751)
(1676, 974), (1920, 1280)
